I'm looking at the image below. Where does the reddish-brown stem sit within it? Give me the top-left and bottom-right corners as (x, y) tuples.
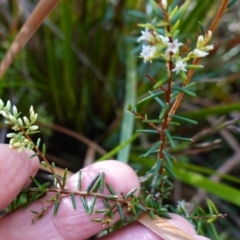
(128, 108), (161, 132)
(145, 74), (167, 92)
(169, 0), (229, 117)
(210, 0), (229, 32)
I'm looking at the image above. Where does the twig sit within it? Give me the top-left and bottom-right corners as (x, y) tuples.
(0, 0), (60, 79)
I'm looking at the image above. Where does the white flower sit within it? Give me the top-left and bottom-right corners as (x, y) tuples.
(177, 200), (186, 209)
(166, 39), (183, 54)
(159, 35), (170, 45)
(138, 29), (155, 43)
(140, 45), (158, 63)
(172, 59), (187, 74)
(192, 49), (209, 57)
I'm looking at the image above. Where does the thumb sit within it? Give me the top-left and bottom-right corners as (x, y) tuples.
(0, 160), (140, 240)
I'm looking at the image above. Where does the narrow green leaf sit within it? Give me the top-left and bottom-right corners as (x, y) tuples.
(169, 114), (198, 125)
(154, 159), (162, 176)
(153, 75), (169, 89)
(89, 196), (97, 215)
(28, 153), (38, 159)
(136, 129), (159, 134)
(36, 138), (41, 148)
(164, 129), (175, 148)
(186, 64), (204, 70)
(140, 141), (162, 157)
(117, 202), (124, 220)
(198, 21), (206, 35)
(62, 168), (68, 188)
(172, 86), (196, 97)
(206, 199), (219, 215)
(142, 119), (163, 123)
(99, 172), (105, 193)
(164, 165), (176, 178)
(86, 173), (100, 193)
(106, 183), (116, 195)
(103, 199), (111, 208)
(171, 19), (180, 33)
(30, 176), (42, 188)
(30, 210), (39, 214)
(124, 187), (138, 199)
(137, 91), (164, 104)
(42, 144), (46, 156)
(78, 170), (82, 191)
(162, 150), (173, 168)
(150, 0), (164, 19)
(107, 195), (118, 200)
(53, 200), (61, 216)
(227, 0), (237, 9)
(172, 136), (193, 142)
(135, 203), (147, 212)
(149, 211), (155, 219)
(71, 192), (76, 210)
(81, 197), (89, 213)
(159, 103), (169, 120)
(172, 29), (180, 38)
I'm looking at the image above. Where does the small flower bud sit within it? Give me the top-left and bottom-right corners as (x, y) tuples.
(12, 105), (18, 117)
(6, 133), (15, 138)
(29, 125), (39, 131)
(17, 118), (24, 126)
(23, 116), (30, 126)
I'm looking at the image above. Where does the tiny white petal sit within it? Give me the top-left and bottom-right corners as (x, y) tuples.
(138, 29), (155, 43)
(166, 39), (183, 54)
(172, 59), (187, 74)
(159, 35), (169, 45)
(140, 45), (158, 63)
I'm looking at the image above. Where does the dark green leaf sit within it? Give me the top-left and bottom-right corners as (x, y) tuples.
(169, 114), (198, 125)
(62, 168), (68, 188)
(106, 183), (116, 195)
(53, 200), (61, 216)
(86, 173), (100, 193)
(78, 170), (82, 191)
(164, 129), (175, 148)
(81, 197), (89, 213)
(117, 202), (124, 220)
(99, 172), (105, 193)
(140, 141), (162, 157)
(89, 196), (97, 215)
(154, 159), (162, 176)
(124, 187), (138, 199)
(198, 21), (206, 35)
(71, 192), (76, 210)
(162, 150), (173, 168)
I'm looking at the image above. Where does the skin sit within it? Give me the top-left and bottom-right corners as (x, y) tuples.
(0, 144), (210, 240)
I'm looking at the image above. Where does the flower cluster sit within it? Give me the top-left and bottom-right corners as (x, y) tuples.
(0, 99), (38, 152)
(138, 28), (213, 75)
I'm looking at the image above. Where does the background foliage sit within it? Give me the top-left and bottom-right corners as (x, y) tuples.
(0, 0), (239, 239)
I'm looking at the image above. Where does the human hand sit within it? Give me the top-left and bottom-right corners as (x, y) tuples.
(0, 144), (210, 239)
